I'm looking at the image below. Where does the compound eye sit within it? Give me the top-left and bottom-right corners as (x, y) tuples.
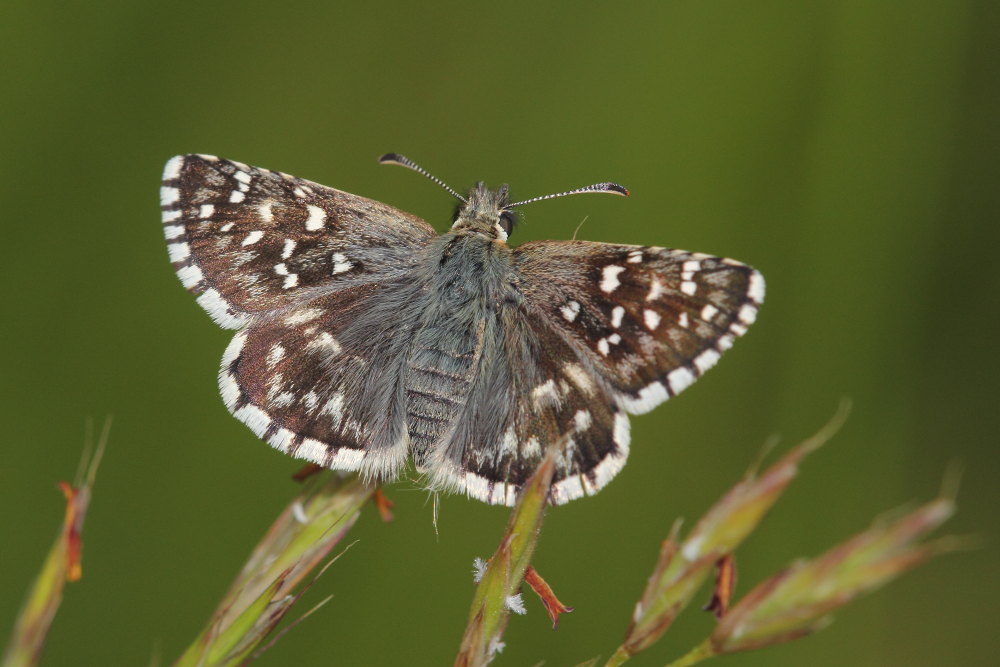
(499, 210), (517, 236)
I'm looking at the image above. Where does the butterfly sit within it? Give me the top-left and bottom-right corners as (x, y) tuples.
(160, 153), (764, 505)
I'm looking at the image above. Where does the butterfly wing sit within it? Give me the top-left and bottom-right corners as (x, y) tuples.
(514, 241), (763, 412)
(427, 240), (762, 505)
(220, 273), (433, 481)
(160, 155), (436, 328)
(421, 293), (630, 505)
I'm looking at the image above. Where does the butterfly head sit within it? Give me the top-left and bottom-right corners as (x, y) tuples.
(379, 152), (629, 245)
(451, 182), (517, 242)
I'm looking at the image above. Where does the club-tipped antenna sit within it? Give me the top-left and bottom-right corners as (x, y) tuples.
(509, 182), (629, 208)
(379, 153), (466, 202)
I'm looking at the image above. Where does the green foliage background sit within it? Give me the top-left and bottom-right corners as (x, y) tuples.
(2, 1), (996, 665)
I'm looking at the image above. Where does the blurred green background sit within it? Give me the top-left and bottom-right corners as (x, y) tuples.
(2, 1), (997, 665)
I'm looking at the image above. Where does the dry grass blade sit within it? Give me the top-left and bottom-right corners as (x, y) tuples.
(173, 472), (374, 666)
(455, 442), (561, 666)
(2, 418), (111, 667)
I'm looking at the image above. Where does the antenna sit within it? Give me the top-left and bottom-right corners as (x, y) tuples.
(378, 153), (466, 202)
(509, 182), (629, 208)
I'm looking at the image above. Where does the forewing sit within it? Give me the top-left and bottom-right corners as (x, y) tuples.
(514, 241), (764, 414)
(220, 276), (428, 480)
(160, 154), (436, 328)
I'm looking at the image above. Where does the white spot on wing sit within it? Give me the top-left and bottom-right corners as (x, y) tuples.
(332, 252), (353, 274)
(461, 472), (491, 503)
(282, 239), (297, 259)
(219, 372), (240, 409)
(550, 477), (584, 504)
(268, 427), (295, 453)
(681, 281), (697, 296)
(284, 308), (323, 325)
(620, 382), (669, 414)
(667, 367), (696, 395)
(234, 170), (252, 184)
(585, 447), (628, 496)
(679, 312), (689, 328)
(573, 409), (592, 431)
(307, 332), (342, 354)
(221, 330), (246, 368)
(611, 306), (625, 328)
(683, 260), (701, 272)
(177, 264), (204, 289)
(229, 190), (245, 203)
(598, 334), (622, 355)
(197, 288), (248, 329)
(164, 224), (183, 239)
(163, 156), (183, 180)
(694, 348), (721, 374)
(613, 412), (631, 449)
(701, 304), (719, 321)
(272, 391), (296, 407)
(522, 436), (541, 458)
(643, 309), (661, 330)
(305, 205), (326, 231)
(167, 242), (190, 262)
(600, 265), (626, 293)
(322, 392), (345, 423)
(503, 485), (518, 505)
(258, 201), (274, 222)
(242, 230), (264, 246)
(325, 444), (365, 469)
(267, 344), (286, 367)
(563, 363), (595, 395)
(738, 304), (757, 325)
(233, 404), (272, 439)
(274, 262), (299, 288)
(748, 271), (766, 302)
(490, 484), (509, 505)
(160, 186), (179, 206)
(199, 204), (215, 219)
(163, 209), (181, 223)
(647, 277), (666, 301)
(531, 379), (559, 406)
(499, 427), (517, 460)
(560, 300), (581, 322)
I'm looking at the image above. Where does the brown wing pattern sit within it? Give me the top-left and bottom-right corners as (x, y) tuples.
(160, 154), (436, 328)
